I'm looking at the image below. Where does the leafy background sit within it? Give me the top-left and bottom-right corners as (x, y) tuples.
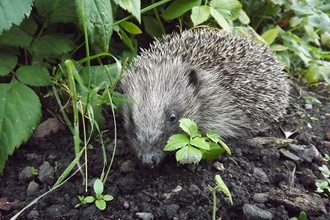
(0, 0), (329, 174)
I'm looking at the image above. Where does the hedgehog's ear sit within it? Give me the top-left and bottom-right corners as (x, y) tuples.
(185, 68), (200, 93)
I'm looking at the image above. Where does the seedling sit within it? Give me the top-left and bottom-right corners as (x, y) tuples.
(290, 211), (307, 220)
(30, 167), (38, 176)
(315, 164), (330, 196)
(164, 118), (231, 165)
(208, 175), (233, 220)
(75, 179), (113, 210)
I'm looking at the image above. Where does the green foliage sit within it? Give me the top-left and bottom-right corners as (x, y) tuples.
(164, 118), (231, 165)
(209, 174), (233, 220)
(290, 211), (307, 220)
(75, 179), (113, 210)
(315, 164), (330, 196)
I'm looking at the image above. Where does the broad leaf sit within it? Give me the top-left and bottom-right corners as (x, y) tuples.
(162, 0), (201, 20)
(113, 0), (141, 23)
(31, 34), (75, 57)
(179, 118), (199, 138)
(16, 66), (52, 86)
(176, 145), (203, 164)
(93, 179), (104, 195)
(76, 0), (113, 52)
(0, 0), (33, 34)
(34, 0), (76, 24)
(202, 142), (225, 160)
(0, 50), (17, 76)
(190, 137), (209, 150)
(261, 26), (279, 45)
(164, 134), (189, 151)
(0, 80), (41, 174)
(119, 21), (142, 34)
(191, 5), (210, 26)
(215, 174), (233, 204)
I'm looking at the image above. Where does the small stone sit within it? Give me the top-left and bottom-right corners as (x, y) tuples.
(136, 212), (154, 220)
(243, 204), (273, 220)
(18, 166), (34, 184)
(27, 210), (39, 219)
(38, 161), (54, 184)
(26, 181), (40, 197)
(165, 204), (180, 219)
(279, 149), (303, 164)
(253, 193), (269, 203)
(120, 160), (136, 173)
(253, 167), (269, 183)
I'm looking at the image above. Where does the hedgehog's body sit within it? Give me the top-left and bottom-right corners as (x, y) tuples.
(120, 28), (290, 168)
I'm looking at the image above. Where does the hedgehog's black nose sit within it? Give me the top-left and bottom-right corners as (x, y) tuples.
(141, 154), (158, 169)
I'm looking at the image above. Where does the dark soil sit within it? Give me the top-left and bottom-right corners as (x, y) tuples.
(1, 82), (330, 220)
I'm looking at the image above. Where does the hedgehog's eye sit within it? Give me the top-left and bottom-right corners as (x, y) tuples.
(168, 112), (177, 123)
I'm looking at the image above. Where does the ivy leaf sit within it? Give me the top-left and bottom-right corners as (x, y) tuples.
(0, 0), (33, 34)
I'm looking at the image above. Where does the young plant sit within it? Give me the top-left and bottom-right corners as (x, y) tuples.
(208, 175), (233, 220)
(290, 211), (307, 220)
(315, 164), (330, 196)
(75, 179), (113, 210)
(164, 118), (231, 165)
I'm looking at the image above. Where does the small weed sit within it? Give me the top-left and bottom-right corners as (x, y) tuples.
(208, 175), (233, 220)
(290, 211), (307, 220)
(164, 118), (231, 165)
(315, 164), (330, 196)
(75, 179), (113, 210)
(30, 167), (38, 176)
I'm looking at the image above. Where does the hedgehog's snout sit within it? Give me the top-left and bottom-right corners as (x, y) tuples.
(141, 153), (158, 169)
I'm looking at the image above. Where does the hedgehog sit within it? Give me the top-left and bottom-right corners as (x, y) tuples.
(119, 27), (290, 168)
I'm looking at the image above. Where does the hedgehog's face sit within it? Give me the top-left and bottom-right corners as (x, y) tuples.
(121, 60), (201, 168)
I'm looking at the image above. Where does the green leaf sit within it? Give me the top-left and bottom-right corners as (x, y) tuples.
(0, 0), (33, 34)
(34, 0), (76, 24)
(206, 132), (220, 143)
(298, 211), (307, 220)
(119, 29), (135, 52)
(93, 179), (104, 195)
(95, 199), (106, 210)
(308, 13), (330, 32)
(261, 26), (279, 45)
(164, 134), (189, 151)
(0, 80), (41, 174)
(162, 0), (201, 20)
(119, 21), (142, 34)
(210, 7), (230, 30)
(16, 66), (52, 86)
(84, 196), (95, 203)
(238, 9), (250, 25)
(143, 16), (164, 38)
(191, 5), (210, 26)
(215, 174), (233, 204)
(176, 145), (203, 164)
(31, 34), (75, 57)
(210, 0), (242, 20)
(76, 0), (113, 52)
(218, 138), (231, 155)
(103, 194), (114, 201)
(0, 17), (37, 47)
(179, 118), (199, 138)
(190, 137), (209, 150)
(113, 0), (141, 23)
(202, 142), (225, 160)
(0, 50), (17, 76)
(271, 44), (288, 51)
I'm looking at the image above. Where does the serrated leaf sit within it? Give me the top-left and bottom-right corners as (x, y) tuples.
(261, 26), (279, 45)
(0, 50), (17, 76)
(93, 179), (104, 195)
(210, 0), (242, 20)
(202, 142), (225, 160)
(16, 66), (52, 86)
(0, 80), (41, 174)
(113, 0), (141, 23)
(164, 134), (189, 151)
(0, 0), (33, 34)
(76, 0), (113, 52)
(162, 0), (201, 20)
(206, 132), (220, 143)
(215, 174), (233, 204)
(31, 34), (75, 57)
(191, 5), (210, 26)
(119, 21), (142, 34)
(176, 145), (202, 164)
(190, 137), (209, 150)
(34, 0), (76, 24)
(95, 199), (106, 210)
(179, 118), (199, 138)
(0, 17), (37, 47)
(210, 7), (231, 30)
